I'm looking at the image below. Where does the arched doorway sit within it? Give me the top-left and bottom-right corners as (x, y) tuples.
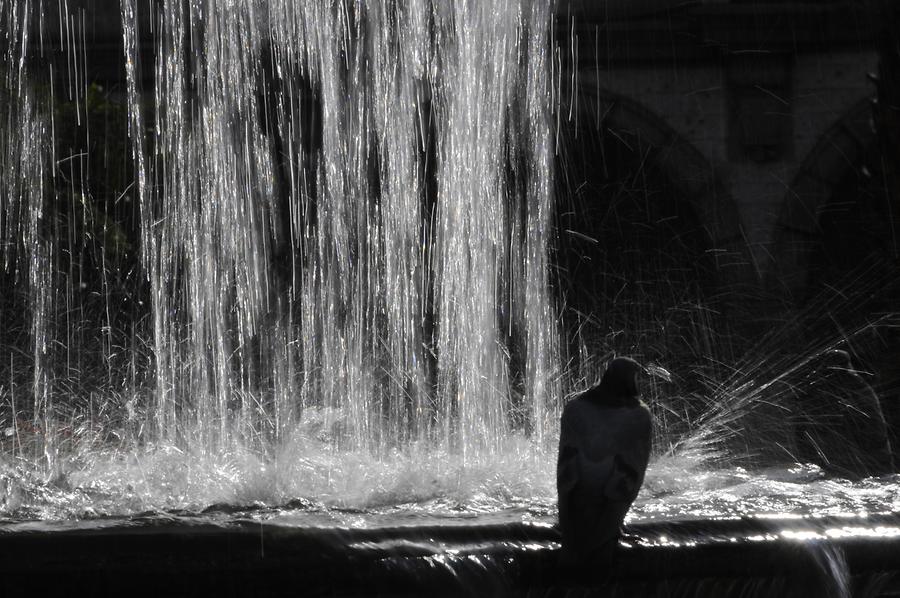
(553, 90), (748, 399)
(773, 100), (900, 460)
(772, 100), (897, 301)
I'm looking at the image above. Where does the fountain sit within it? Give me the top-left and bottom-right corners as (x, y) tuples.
(1, 0), (899, 595)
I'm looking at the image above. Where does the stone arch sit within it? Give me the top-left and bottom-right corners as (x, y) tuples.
(553, 88), (755, 381)
(771, 99), (876, 300)
(558, 89), (751, 284)
(771, 98), (900, 459)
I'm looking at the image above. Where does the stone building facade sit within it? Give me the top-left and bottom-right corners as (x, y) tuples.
(558, 1), (891, 306)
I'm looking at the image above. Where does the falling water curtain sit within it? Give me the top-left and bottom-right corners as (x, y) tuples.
(0, 0), (561, 465)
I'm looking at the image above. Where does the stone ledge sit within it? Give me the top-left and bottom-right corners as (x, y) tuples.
(0, 512), (897, 597)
